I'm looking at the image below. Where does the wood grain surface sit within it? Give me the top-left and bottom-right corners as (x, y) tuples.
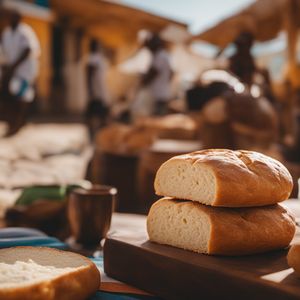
(104, 223), (300, 300)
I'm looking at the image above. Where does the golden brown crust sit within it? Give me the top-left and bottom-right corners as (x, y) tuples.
(164, 149), (293, 207)
(149, 198), (296, 256)
(96, 124), (155, 156)
(0, 247), (100, 300)
(135, 114), (197, 140)
(287, 244), (300, 277)
(205, 203), (296, 255)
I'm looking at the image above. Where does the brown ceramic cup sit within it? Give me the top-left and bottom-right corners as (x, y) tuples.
(68, 185), (117, 245)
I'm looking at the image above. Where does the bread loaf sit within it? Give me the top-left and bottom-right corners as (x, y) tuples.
(147, 198), (296, 256)
(0, 246), (100, 300)
(135, 114), (198, 140)
(96, 124), (155, 155)
(154, 149), (293, 207)
(287, 244), (300, 277)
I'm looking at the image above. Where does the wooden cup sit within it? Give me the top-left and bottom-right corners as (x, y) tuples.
(68, 185), (116, 246)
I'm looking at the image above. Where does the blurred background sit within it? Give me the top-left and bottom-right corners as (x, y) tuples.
(0, 0), (300, 236)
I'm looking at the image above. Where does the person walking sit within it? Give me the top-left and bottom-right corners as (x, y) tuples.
(142, 34), (172, 116)
(85, 39), (109, 137)
(1, 9), (40, 135)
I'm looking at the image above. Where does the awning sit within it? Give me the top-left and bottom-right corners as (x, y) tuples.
(192, 0), (289, 48)
(51, 0), (187, 49)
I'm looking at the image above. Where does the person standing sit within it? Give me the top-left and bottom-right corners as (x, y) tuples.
(142, 34), (172, 115)
(1, 9), (40, 135)
(85, 39), (109, 137)
(229, 32), (256, 86)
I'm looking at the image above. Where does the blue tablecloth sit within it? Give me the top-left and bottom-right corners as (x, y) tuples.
(0, 227), (159, 300)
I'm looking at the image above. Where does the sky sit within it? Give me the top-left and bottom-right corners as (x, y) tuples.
(121, 0), (255, 34)
(119, 0), (287, 78)
(120, 0), (286, 59)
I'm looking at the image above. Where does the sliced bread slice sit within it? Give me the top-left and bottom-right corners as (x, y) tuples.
(0, 246), (100, 300)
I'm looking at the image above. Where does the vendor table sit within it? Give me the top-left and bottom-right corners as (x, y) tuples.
(103, 199), (300, 300)
(0, 199), (299, 299)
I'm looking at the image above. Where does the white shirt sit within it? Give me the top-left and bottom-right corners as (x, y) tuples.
(148, 49), (172, 102)
(87, 52), (108, 104)
(1, 23), (40, 83)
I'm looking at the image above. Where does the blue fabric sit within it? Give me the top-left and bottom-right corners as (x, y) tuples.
(16, 78), (29, 98)
(0, 227), (46, 238)
(34, 0), (49, 8)
(91, 256), (104, 269)
(0, 227), (66, 249)
(0, 228), (159, 299)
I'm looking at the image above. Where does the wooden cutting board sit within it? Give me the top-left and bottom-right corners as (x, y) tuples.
(104, 229), (300, 300)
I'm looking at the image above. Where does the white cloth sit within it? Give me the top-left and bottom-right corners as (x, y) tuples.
(1, 23), (40, 83)
(87, 52), (108, 104)
(148, 49), (172, 102)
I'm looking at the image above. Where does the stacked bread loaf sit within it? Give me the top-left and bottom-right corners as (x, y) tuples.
(147, 149), (296, 255)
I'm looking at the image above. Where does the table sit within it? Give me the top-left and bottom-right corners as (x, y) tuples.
(101, 199), (300, 299)
(0, 199), (299, 299)
(97, 213), (149, 296)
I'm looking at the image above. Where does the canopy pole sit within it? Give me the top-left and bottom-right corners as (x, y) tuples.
(285, 0), (300, 88)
